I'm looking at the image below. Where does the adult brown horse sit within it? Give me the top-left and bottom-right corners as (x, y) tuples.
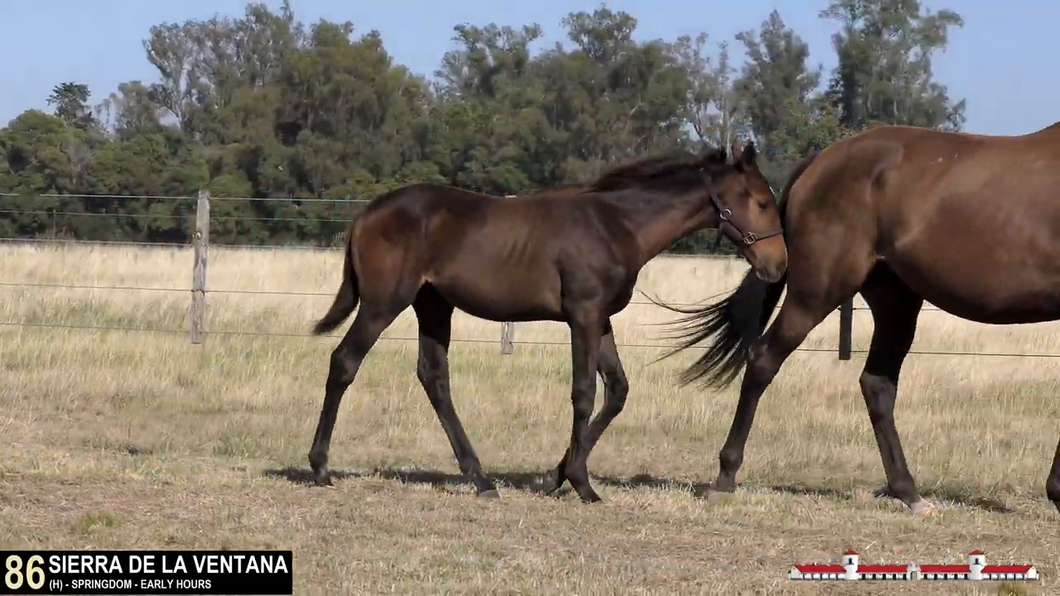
(306, 143), (787, 503)
(660, 122), (1060, 515)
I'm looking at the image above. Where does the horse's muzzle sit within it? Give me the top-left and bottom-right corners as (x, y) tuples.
(754, 262), (786, 284)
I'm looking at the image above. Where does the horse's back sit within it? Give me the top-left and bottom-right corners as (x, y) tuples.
(789, 123), (1060, 323)
(351, 182), (573, 320)
(792, 124), (1060, 219)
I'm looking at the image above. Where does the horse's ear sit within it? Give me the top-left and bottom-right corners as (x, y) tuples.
(741, 141), (757, 166)
(702, 146), (727, 166)
(731, 141), (756, 173)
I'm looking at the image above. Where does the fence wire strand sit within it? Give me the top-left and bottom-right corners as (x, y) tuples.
(0, 278), (940, 310)
(0, 320), (841, 352)
(0, 209), (355, 225)
(3, 320), (1060, 358)
(0, 192), (371, 204)
(0, 193), (1043, 355)
(0, 280), (718, 305)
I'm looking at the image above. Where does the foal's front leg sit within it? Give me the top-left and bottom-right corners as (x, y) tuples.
(539, 320), (628, 498)
(550, 310), (604, 503)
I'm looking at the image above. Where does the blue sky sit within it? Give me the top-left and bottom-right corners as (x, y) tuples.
(0, 0), (1050, 135)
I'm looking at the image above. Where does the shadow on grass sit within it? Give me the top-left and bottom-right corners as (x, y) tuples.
(764, 483), (1012, 514)
(262, 466), (1013, 513)
(265, 465), (579, 497)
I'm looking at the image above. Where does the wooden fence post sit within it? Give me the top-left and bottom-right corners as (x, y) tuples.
(501, 322), (515, 355)
(838, 298), (853, 360)
(190, 190), (210, 344)
(500, 194), (517, 355)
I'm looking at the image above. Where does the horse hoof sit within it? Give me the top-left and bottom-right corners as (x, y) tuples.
(312, 472), (333, 487)
(910, 498), (938, 517)
(533, 472), (562, 495)
(696, 486), (733, 505)
(695, 483), (729, 500)
(478, 489), (501, 499)
(707, 489), (732, 505)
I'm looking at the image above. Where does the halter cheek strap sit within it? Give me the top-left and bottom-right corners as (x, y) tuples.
(701, 173), (784, 249)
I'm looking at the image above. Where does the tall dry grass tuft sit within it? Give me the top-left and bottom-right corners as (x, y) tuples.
(0, 243), (1057, 594)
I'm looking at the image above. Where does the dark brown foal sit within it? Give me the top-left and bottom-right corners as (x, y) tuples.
(307, 143), (787, 503)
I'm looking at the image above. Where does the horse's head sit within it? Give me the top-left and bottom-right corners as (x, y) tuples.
(700, 142), (787, 282)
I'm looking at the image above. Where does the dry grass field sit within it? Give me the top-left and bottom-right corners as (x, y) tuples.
(1, 242), (1058, 595)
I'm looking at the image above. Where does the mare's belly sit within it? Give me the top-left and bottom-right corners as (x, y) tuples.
(885, 252), (1060, 325)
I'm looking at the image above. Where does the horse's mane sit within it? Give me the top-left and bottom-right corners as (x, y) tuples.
(585, 147), (729, 193)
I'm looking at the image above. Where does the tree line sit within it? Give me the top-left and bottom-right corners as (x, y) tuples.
(0, 0), (965, 253)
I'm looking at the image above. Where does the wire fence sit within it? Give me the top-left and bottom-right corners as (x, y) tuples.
(1, 191), (1058, 359)
(0, 191), (373, 203)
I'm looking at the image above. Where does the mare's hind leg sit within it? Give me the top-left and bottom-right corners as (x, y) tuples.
(858, 265), (934, 516)
(539, 319), (629, 496)
(705, 295), (836, 500)
(1046, 441), (1060, 514)
(412, 286), (498, 498)
(308, 304), (406, 486)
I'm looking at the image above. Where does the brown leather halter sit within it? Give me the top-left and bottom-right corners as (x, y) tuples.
(702, 174), (784, 250)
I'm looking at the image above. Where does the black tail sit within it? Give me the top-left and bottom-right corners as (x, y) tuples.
(312, 219), (361, 335)
(651, 151), (818, 389)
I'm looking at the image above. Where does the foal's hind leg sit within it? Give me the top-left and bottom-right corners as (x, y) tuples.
(539, 319), (629, 496)
(308, 305), (405, 486)
(412, 286), (498, 498)
(858, 266), (934, 516)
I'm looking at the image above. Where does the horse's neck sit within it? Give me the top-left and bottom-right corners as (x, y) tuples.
(607, 188), (711, 264)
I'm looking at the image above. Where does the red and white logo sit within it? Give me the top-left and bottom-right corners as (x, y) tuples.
(788, 550), (1039, 581)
